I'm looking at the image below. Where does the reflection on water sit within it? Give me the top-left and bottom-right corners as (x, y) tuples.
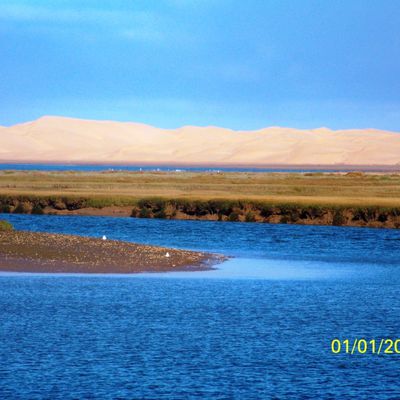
(137, 258), (361, 280)
(0, 256), (384, 282)
(0, 258), (357, 281)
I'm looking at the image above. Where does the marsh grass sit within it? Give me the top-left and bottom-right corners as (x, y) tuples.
(0, 171), (400, 209)
(0, 220), (13, 231)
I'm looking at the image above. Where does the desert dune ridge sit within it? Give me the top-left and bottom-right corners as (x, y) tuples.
(1, 116), (399, 166)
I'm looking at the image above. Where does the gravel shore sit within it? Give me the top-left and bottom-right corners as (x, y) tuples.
(0, 231), (226, 273)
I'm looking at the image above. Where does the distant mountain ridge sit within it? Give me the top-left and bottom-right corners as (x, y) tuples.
(1, 116), (399, 166)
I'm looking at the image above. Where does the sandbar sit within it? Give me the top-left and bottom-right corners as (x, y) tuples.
(0, 231), (226, 273)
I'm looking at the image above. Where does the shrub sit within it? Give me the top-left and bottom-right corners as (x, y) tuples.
(49, 198), (66, 210)
(152, 199), (167, 213)
(193, 200), (210, 216)
(391, 208), (400, 217)
(64, 198), (87, 210)
(228, 211), (240, 222)
(309, 206), (326, 218)
(289, 212), (300, 223)
(137, 198), (151, 209)
(260, 206), (274, 218)
(154, 209), (167, 219)
(280, 216), (289, 224)
(13, 203), (26, 214)
(139, 208), (152, 218)
(352, 207), (375, 223)
(177, 199), (198, 216)
(165, 204), (177, 218)
(332, 210), (345, 226)
(1, 205), (11, 213)
(279, 204), (297, 216)
(245, 211), (256, 222)
(218, 200), (239, 215)
(378, 213), (388, 223)
(31, 204), (44, 215)
(0, 220), (13, 231)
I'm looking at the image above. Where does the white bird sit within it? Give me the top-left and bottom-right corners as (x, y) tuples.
(165, 252), (170, 258)
(102, 235), (107, 240)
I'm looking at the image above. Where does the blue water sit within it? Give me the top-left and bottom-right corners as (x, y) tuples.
(0, 162), (391, 173)
(1, 215), (400, 398)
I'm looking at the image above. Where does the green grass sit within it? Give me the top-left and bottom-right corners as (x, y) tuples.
(0, 220), (13, 231)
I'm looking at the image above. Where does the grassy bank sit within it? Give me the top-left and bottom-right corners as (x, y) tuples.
(1, 170), (400, 228)
(1, 170), (400, 205)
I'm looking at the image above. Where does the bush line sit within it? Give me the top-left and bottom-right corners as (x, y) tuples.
(1, 195), (400, 227)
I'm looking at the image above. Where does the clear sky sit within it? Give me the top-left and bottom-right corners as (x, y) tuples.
(1, 0), (399, 130)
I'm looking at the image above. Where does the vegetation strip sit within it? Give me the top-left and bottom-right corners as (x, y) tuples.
(1, 170), (400, 228)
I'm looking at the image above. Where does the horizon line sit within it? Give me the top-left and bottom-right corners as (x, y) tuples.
(2, 114), (398, 134)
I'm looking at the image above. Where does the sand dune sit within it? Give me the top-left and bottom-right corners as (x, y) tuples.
(0, 116), (399, 166)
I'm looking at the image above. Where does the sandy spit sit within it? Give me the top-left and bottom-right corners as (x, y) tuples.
(0, 231), (226, 273)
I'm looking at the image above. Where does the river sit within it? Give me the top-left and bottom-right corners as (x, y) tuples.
(1, 214), (399, 398)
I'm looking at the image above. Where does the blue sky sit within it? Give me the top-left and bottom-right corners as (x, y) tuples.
(1, 0), (399, 130)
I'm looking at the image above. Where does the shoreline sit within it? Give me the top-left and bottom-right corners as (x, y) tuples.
(1, 170), (400, 229)
(2, 201), (400, 229)
(0, 230), (226, 274)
